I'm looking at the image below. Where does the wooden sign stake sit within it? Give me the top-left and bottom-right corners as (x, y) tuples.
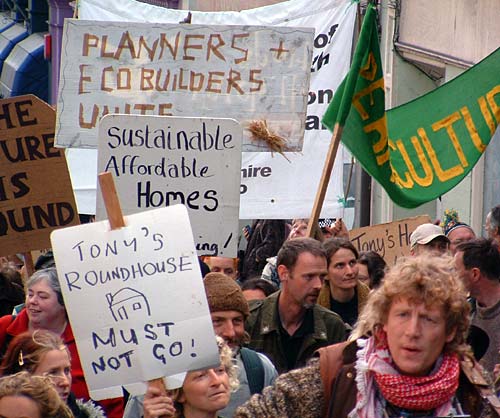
(306, 123), (343, 237)
(98, 172), (168, 409)
(22, 252), (34, 279)
(98, 172), (126, 230)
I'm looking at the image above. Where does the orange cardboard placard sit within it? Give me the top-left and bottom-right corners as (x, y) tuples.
(0, 95), (79, 255)
(349, 215), (432, 265)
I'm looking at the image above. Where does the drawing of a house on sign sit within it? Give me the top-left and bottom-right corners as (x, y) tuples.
(106, 287), (151, 322)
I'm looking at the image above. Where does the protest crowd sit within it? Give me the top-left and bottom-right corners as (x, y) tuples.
(0, 0), (499, 417)
(1, 208), (500, 418)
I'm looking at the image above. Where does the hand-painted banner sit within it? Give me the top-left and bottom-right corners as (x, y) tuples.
(384, 47), (500, 207)
(56, 19), (313, 152)
(73, 0), (356, 219)
(0, 95), (79, 255)
(349, 215), (431, 265)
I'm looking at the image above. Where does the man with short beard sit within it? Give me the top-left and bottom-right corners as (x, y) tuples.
(245, 238), (347, 373)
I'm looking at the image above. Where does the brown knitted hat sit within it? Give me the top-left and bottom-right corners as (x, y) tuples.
(204, 272), (249, 318)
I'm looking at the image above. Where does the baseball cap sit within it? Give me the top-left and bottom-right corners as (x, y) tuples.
(410, 223), (449, 249)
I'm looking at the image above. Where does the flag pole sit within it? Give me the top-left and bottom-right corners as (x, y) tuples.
(99, 172), (168, 415)
(306, 123), (343, 237)
(306, 1), (375, 238)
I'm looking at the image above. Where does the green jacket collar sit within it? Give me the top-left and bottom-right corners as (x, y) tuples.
(258, 291), (330, 341)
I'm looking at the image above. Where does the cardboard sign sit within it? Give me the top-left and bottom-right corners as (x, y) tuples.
(0, 95), (79, 255)
(71, 0), (357, 218)
(349, 215), (432, 265)
(51, 205), (219, 400)
(96, 115), (241, 257)
(55, 20), (314, 152)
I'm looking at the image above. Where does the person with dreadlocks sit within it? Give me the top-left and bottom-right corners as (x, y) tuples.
(234, 255), (500, 418)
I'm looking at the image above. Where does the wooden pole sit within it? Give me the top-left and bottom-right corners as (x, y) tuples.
(22, 252), (34, 278)
(306, 123), (343, 237)
(98, 172), (168, 413)
(306, 1), (364, 237)
(98, 172), (126, 229)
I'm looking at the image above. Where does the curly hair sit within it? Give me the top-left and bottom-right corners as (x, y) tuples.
(0, 330), (69, 377)
(168, 336), (238, 418)
(351, 255), (471, 356)
(0, 371), (73, 418)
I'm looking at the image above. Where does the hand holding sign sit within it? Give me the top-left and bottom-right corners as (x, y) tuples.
(143, 383), (176, 418)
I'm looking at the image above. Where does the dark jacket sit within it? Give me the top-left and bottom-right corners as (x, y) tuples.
(0, 278), (24, 317)
(245, 291), (347, 373)
(241, 220), (289, 281)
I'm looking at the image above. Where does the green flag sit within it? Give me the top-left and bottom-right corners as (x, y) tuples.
(323, 4), (383, 128)
(322, 5), (500, 208)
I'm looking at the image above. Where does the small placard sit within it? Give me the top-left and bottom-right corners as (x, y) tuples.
(96, 115), (241, 257)
(349, 215), (432, 265)
(55, 20), (314, 151)
(51, 205), (219, 399)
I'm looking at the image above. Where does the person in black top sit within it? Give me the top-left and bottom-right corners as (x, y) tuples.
(318, 238), (370, 327)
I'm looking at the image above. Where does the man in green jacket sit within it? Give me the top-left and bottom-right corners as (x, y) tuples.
(245, 237), (347, 373)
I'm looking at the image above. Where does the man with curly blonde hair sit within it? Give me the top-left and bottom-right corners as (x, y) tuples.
(235, 255), (500, 418)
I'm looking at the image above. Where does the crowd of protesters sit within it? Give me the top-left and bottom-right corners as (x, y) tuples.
(1, 205), (500, 417)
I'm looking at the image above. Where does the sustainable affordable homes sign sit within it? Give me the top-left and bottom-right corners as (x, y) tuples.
(96, 115), (242, 257)
(55, 19), (314, 152)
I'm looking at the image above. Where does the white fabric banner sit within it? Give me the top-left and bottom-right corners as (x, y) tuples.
(76, 0), (356, 219)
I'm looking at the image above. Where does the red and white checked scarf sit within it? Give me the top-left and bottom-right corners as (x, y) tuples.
(374, 353), (460, 410)
(350, 337), (460, 418)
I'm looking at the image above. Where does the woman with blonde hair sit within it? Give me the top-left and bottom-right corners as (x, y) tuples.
(0, 371), (73, 418)
(142, 337), (238, 418)
(0, 330), (105, 418)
